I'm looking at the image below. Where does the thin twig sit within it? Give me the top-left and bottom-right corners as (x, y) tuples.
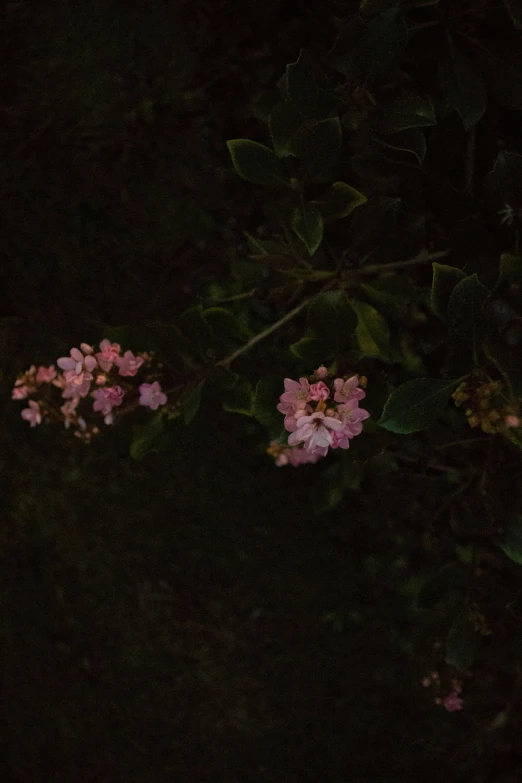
(359, 249), (451, 276)
(216, 298), (312, 369)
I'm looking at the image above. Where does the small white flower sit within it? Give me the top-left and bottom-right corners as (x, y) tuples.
(499, 203), (515, 226)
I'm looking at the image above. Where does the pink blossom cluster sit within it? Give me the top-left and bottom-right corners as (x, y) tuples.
(423, 672), (464, 712)
(12, 339), (168, 440)
(269, 366), (370, 466)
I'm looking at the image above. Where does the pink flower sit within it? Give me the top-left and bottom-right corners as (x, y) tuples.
(21, 400), (42, 427)
(116, 350), (144, 377)
(279, 377), (311, 411)
(12, 386), (29, 400)
(331, 405), (371, 449)
(333, 376), (366, 404)
(80, 343), (94, 355)
(506, 415), (520, 428)
(92, 386), (125, 416)
(60, 399), (80, 429)
(288, 411), (344, 452)
(139, 382), (167, 411)
(36, 365), (57, 383)
(96, 339), (121, 372)
(282, 405), (312, 433)
(309, 381), (330, 402)
(57, 347), (97, 386)
(315, 366), (328, 380)
(62, 377), (91, 399)
(443, 691), (464, 712)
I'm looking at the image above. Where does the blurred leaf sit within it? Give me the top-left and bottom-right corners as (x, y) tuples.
(351, 300), (391, 360)
(379, 378), (460, 434)
(179, 380), (205, 425)
(311, 463), (345, 514)
(309, 291), (357, 343)
(290, 337), (332, 364)
(334, 9), (407, 83)
(177, 306), (214, 361)
(438, 41), (486, 131)
(130, 412), (164, 461)
(361, 276), (416, 321)
(504, 0), (522, 29)
(473, 38), (522, 111)
(254, 374), (285, 435)
(447, 274), (491, 360)
(313, 181), (367, 221)
(222, 376), (254, 416)
(295, 117), (342, 179)
(374, 128), (427, 164)
(500, 253), (522, 284)
(269, 100), (310, 156)
(226, 139), (288, 187)
(291, 204), (324, 256)
(370, 95), (437, 134)
(431, 263), (466, 323)
(286, 49), (341, 121)
(500, 513), (522, 565)
(482, 150), (522, 205)
(445, 614), (480, 670)
(203, 307), (245, 353)
(417, 563), (465, 610)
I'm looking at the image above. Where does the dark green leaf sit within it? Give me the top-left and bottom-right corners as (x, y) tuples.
(431, 262), (466, 323)
(286, 49), (341, 122)
(130, 412), (164, 461)
(268, 101), (310, 157)
(226, 139), (288, 187)
(362, 276), (416, 321)
(482, 150), (522, 205)
(291, 204), (324, 256)
(308, 291), (357, 340)
(311, 463), (345, 514)
(351, 300), (391, 359)
(500, 253), (522, 284)
(370, 94), (437, 134)
(336, 9), (407, 83)
(295, 117), (342, 179)
(179, 381), (205, 426)
(222, 376), (254, 416)
(473, 38), (522, 111)
(438, 41), (486, 131)
(290, 337), (332, 364)
(379, 378), (460, 434)
(417, 563), (465, 610)
(177, 306), (214, 361)
(254, 374), (285, 435)
(313, 181), (367, 221)
(203, 307), (245, 353)
(445, 614), (480, 670)
(447, 274), (491, 360)
(374, 128), (427, 164)
(500, 513), (522, 565)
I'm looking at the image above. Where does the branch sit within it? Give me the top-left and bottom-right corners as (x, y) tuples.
(359, 249), (451, 276)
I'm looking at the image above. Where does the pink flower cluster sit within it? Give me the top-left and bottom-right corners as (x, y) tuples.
(269, 366), (370, 465)
(423, 672), (464, 712)
(12, 339), (169, 440)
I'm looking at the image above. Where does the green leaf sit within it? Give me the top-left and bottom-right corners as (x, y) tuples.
(253, 374), (285, 435)
(226, 139), (288, 187)
(504, 0), (522, 29)
(308, 291), (357, 358)
(374, 128), (427, 164)
(177, 306), (214, 361)
(295, 117), (342, 179)
(500, 253), (522, 284)
(290, 337), (332, 364)
(222, 376), (254, 416)
(268, 101), (310, 157)
(370, 94), (437, 134)
(445, 614), (480, 670)
(379, 378), (460, 434)
(500, 513), (522, 565)
(311, 463), (345, 514)
(286, 49), (341, 122)
(417, 563), (465, 610)
(447, 274), (491, 360)
(473, 38), (522, 111)
(130, 413), (165, 461)
(291, 204), (324, 256)
(431, 263), (466, 323)
(335, 8), (408, 83)
(179, 381), (205, 425)
(482, 150), (522, 205)
(438, 41), (486, 131)
(203, 307), (245, 353)
(351, 300), (390, 359)
(313, 181), (367, 221)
